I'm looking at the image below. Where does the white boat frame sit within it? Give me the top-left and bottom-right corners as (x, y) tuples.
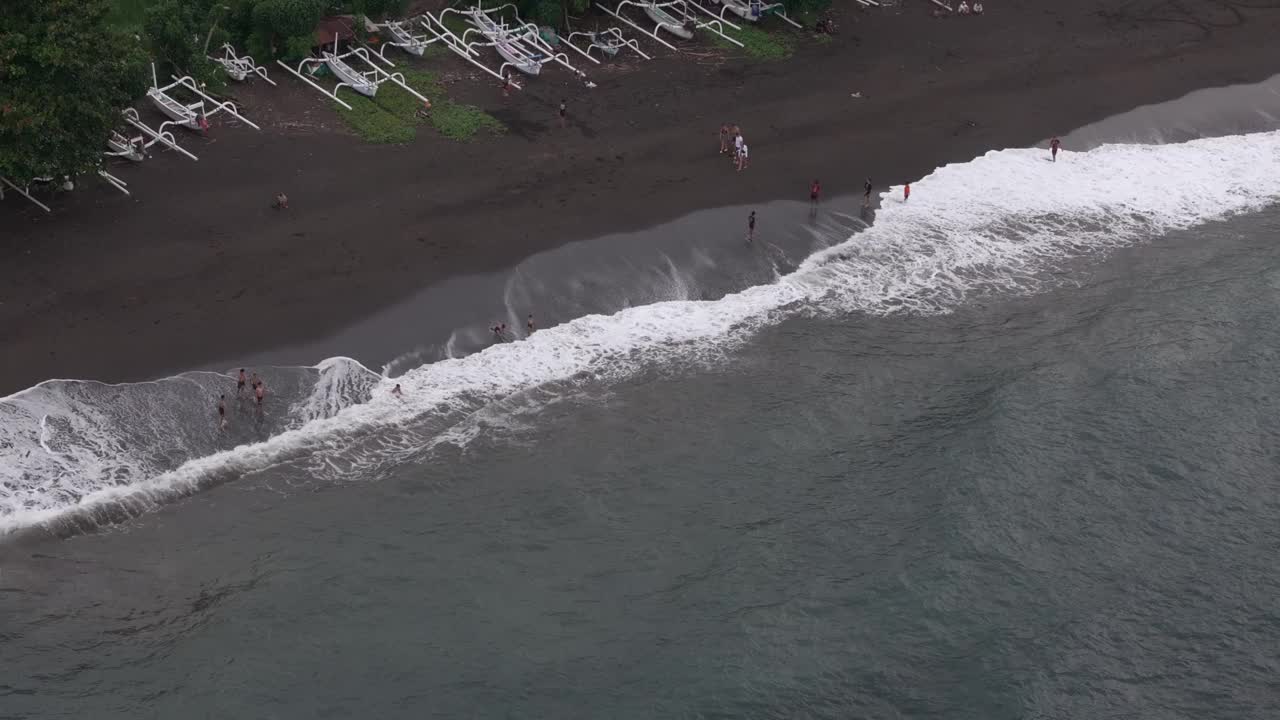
(709, 0), (803, 28)
(566, 27), (652, 60)
(452, 5), (591, 82)
(595, 1), (678, 50)
(0, 176), (52, 213)
(367, 17), (432, 61)
(417, 12), (525, 89)
(146, 64), (261, 131)
(121, 108), (199, 161)
(276, 35), (433, 110)
(105, 130), (146, 162)
(209, 43), (277, 85)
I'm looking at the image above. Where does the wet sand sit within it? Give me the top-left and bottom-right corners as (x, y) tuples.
(3, 0), (1280, 393)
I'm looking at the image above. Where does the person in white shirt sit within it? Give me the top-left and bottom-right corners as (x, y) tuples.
(972, 1), (984, 13)
(737, 143), (749, 171)
(958, 1), (971, 14)
(733, 133), (744, 166)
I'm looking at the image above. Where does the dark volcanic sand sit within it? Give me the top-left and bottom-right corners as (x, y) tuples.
(3, 0), (1280, 393)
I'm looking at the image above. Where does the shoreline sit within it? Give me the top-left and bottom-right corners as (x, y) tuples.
(4, 1), (1280, 393)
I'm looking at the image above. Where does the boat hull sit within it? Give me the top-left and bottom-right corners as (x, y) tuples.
(645, 6), (694, 39)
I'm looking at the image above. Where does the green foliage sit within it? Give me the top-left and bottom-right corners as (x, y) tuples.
(347, 0), (408, 20)
(241, 0), (324, 61)
(335, 71), (504, 144)
(0, 0), (149, 181)
(517, 0), (590, 30)
(142, 0), (224, 86)
(106, 0), (156, 31)
(713, 24), (794, 61)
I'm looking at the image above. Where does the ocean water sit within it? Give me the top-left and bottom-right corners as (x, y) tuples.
(4, 87), (1280, 717)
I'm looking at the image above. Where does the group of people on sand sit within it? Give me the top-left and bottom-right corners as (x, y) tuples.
(718, 124), (750, 172)
(216, 368), (267, 429)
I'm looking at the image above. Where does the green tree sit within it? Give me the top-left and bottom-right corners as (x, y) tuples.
(0, 0), (147, 182)
(143, 0), (225, 87)
(247, 0), (325, 62)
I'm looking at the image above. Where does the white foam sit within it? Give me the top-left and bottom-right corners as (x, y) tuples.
(4, 132), (1279, 535)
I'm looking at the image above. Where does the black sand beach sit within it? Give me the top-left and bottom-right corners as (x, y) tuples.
(4, 0), (1280, 392)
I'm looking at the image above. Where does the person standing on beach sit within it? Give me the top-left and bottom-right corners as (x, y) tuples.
(273, 192), (288, 210)
(810, 179), (821, 206)
(237, 368), (247, 395)
(217, 394), (227, 430)
(734, 132), (744, 166)
(747, 211), (756, 243)
(526, 314), (536, 334)
(1050, 136), (1061, 162)
(737, 142), (749, 172)
(719, 124), (729, 155)
(863, 178), (873, 208)
(904, 183), (911, 202)
(558, 99), (567, 129)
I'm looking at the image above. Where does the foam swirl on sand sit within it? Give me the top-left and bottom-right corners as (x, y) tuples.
(3, 132), (1279, 536)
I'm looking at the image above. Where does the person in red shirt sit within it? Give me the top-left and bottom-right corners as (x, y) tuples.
(904, 183), (911, 202)
(810, 179), (821, 207)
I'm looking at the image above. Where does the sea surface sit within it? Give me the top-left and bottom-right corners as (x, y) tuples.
(3, 80), (1280, 718)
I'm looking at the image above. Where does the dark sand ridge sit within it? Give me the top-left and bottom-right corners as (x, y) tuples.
(3, 0), (1280, 394)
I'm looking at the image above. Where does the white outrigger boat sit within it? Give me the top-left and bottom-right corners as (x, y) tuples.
(599, 1), (742, 47)
(643, 1), (694, 39)
(709, 0), (802, 27)
(444, 5), (591, 82)
(566, 27), (652, 60)
(146, 64), (260, 131)
(209, 44), (277, 84)
(367, 17), (432, 60)
(276, 34), (433, 110)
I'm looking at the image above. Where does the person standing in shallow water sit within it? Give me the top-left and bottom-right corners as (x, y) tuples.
(863, 178), (873, 208)
(217, 394), (227, 430)
(747, 211), (756, 243)
(904, 183), (911, 202)
(526, 314), (535, 334)
(1050, 136), (1061, 162)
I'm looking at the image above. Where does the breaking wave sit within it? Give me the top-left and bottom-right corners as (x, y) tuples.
(3, 131), (1279, 536)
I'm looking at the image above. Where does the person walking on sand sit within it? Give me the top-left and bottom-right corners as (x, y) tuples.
(810, 179), (821, 207)
(1050, 136), (1061, 162)
(719, 124), (729, 155)
(737, 142), (750, 172)
(217, 394), (227, 430)
(272, 192), (288, 210)
(733, 132), (744, 165)
(558, 99), (567, 129)
(237, 368), (247, 395)
(904, 183), (911, 202)
(747, 210), (756, 243)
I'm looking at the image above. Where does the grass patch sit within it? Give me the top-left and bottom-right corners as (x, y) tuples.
(107, 0), (154, 31)
(711, 23), (795, 61)
(334, 69), (504, 143)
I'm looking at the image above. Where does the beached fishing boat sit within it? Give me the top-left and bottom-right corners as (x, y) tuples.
(715, 0), (763, 22)
(467, 10), (547, 76)
(323, 50), (379, 96)
(644, 2), (694, 39)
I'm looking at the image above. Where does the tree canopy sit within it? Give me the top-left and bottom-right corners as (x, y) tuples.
(0, 0), (147, 182)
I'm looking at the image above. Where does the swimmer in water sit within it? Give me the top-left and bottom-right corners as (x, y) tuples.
(392, 383), (403, 397)
(237, 369), (246, 395)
